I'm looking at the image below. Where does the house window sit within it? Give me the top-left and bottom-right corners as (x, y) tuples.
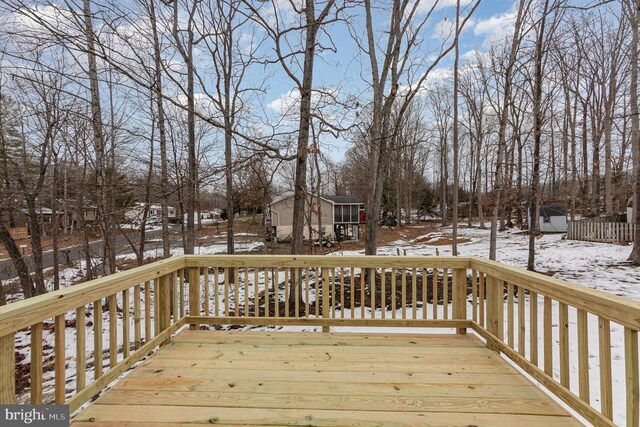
(350, 205), (358, 223)
(334, 205), (342, 223)
(543, 214), (551, 223)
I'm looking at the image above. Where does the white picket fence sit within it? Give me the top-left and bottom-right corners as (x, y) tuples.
(567, 220), (636, 243)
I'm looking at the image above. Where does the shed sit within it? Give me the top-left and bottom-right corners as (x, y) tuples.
(538, 204), (567, 233)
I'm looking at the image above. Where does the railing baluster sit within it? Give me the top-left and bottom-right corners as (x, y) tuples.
(360, 267), (365, 319)
(508, 283), (514, 348)
(294, 268), (300, 318)
(75, 309), (86, 393)
(472, 269), (477, 323)
(134, 285), (141, 349)
(274, 268), (279, 318)
(577, 309), (589, 403)
(443, 269), (449, 320)
(254, 269), (259, 317)
(322, 267), (330, 332)
(479, 272), (485, 327)
(452, 268), (467, 334)
(391, 268), (396, 319)
(544, 296), (553, 376)
(559, 302), (570, 387)
(0, 332), (14, 403)
(411, 268), (417, 319)
(421, 268), (427, 319)
(244, 269), (249, 317)
(284, 268), (289, 318)
(122, 290), (130, 358)
(340, 267), (345, 319)
(109, 294), (117, 367)
(171, 272), (178, 322)
(305, 268), (310, 318)
(31, 323), (43, 402)
(158, 274), (171, 345)
(381, 268), (386, 319)
(529, 291), (538, 366)
(94, 299), (103, 379)
(432, 269), (437, 320)
(331, 268), (336, 318)
(350, 267), (355, 319)
(625, 327), (639, 427)
(315, 268), (320, 315)
(264, 268), (270, 317)
(224, 267), (229, 316)
(214, 267), (219, 317)
(204, 268), (210, 316)
(599, 317), (613, 420)
(189, 267), (200, 327)
(401, 267), (407, 320)
(154, 279), (159, 335)
(144, 281), (151, 340)
(370, 268), (375, 318)
(234, 268), (240, 316)
(54, 314), (65, 403)
(518, 286), (525, 356)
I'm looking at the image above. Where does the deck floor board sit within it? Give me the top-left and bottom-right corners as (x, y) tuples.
(72, 330), (581, 426)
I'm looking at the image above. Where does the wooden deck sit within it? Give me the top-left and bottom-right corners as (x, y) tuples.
(72, 330), (581, 426)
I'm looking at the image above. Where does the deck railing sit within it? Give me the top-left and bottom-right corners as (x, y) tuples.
(568, 219), (636, 243)
(0, 255), (638, 426)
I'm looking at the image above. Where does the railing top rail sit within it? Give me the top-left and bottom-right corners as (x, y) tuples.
(0, 256), (185, 337)
(470, 257), (640, 331)
(184, 254), (471, 269)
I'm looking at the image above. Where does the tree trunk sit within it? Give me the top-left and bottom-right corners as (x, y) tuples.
(627, 0), (640, 264)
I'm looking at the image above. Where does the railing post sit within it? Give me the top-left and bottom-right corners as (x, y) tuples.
(158, 274), (171, 346)
(322, 267), (330, 333)
(0, 333), (15, 403)
(452, 268), (467, 334)
(188, 267), (200, 330)
(486, 276), (504, 352)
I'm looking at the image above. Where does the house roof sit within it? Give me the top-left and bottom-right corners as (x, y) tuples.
(321, 195), (363, 204)
(540, 204), (567, 217)
(270, 191), (363, 206)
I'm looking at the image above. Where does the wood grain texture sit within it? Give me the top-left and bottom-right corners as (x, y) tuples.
(72, 329), (579, 426)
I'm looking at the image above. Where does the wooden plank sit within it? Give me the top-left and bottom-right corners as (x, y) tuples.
(284, 268), (289, 318)
(305, 268), (310, 318)
(599, 317), (613, 420)
(544, 296), (552, 376)
(421, 268), (426, 320)
(485, 276), (504, 350)
(244, 269), (249, 318)
(31, 323), (43, 402)
(331, 268), (336, 318)
(559, 302), (570, 388)
(114, 377), (548, 398)
(204, 267), (210, 316)
(224, 268), (229, 316)
(55, 313), (65, 403)
(432, 268), (438, 320)
(0, 256), (184, 338)
(360, 267), (365, 319)
(184, 316), (471, 329)
(171, 271), (178, 322)
(134, 285), (141, 349)
(75, 309), (86, 393)
(626, 327), (639, 427)
(273, 268), (278, 318)
(577, 309), (589, 404)
(188, 267), (200, 327)
(74, 405), (578, 426)
(109, 294), (118, 367)
(0, 332), (14, 403)
(94, 389), (569, 415)
(294, 268), (300, 318)
(370, 268), (375, 319)
(94, 299), (103, 379)
(214, 267), (219, 317)
(157, 274), (171, 346)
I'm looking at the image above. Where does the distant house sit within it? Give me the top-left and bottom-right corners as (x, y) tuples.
(268, 192), (365, 242)
(537, 204), (568, 233)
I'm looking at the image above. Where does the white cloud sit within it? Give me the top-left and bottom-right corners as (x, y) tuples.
(473, 11), (517, 47)
(419, 0), (474, 13)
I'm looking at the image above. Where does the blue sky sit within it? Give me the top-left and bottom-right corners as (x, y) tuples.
(260, 0), (517, 161)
